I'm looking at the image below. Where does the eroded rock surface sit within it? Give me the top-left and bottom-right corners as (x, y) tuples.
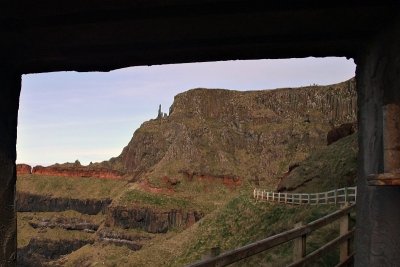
(97, 228), (150, 250)
(17, 238), (93, 267)
(28, 217), (99, 232)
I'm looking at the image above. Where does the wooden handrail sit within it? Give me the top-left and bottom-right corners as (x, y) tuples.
(187, 204), (355, 267)
(287, 229), (355, 267)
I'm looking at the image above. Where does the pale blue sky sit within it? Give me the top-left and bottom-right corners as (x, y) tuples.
(17, 57), (356, 166)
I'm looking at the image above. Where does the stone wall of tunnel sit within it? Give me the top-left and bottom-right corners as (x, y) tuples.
(0, 3), (400, 266)
(0, 69), (21, 266)
(355, 19), (400, 266)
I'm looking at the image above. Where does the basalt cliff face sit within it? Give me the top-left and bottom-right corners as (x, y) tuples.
(112, 79), (357, 187)
(16, 192), (111, 215)
(105, 205), (203, 233)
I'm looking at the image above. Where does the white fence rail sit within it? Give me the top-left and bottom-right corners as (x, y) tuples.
(253, 187), (357, 205)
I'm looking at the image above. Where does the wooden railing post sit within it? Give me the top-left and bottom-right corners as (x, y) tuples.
(293, 222), (306, 261)
(285, 193), (288, 204)
(201, 247), (221, 260)
(340, 204), (350, 264)
(344, 187), (348, 204)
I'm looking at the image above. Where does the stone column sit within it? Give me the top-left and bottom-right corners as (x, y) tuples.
(0, 69), (21, 267)
(355, 19), (400, 266)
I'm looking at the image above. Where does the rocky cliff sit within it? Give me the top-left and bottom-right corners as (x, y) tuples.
(111, 79), (357, 187)
(16, 192), (111, 215)
(17, 164), (32, 175)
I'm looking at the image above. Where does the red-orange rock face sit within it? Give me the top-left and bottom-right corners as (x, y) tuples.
(17, 164), (32, 175)
(31, 165), (124, 179)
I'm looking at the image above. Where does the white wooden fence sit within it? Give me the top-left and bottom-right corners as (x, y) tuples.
(253, 187), (357, 205)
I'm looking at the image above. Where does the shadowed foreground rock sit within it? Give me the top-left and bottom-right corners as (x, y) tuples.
(17, 238), (93, 267)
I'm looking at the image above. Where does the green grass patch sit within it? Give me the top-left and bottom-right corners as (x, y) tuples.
(118, 189), (191, 210)
(17, 174), (128, 199)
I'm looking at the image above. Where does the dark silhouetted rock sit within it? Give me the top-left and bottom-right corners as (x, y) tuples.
(327, 122), (357, 145)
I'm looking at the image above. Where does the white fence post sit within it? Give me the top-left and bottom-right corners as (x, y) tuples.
(253, 187), (357, 206)
(335, 189), (337, 205)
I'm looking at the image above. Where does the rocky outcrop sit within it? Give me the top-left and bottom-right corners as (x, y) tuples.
(327, 122), (357, 145)
(28, 217), (99, 232)
(111, 79), (357, 186)
(277, 133), (358, 193)
(276, 163), (300, 192)
(31, 165), (124, 179)
(17, 164), (32, 175)
(17, 238), (93, 267)
(16, 192), (111, 215)
(97, 228), (150, 250)
(105, 206), (203, 233)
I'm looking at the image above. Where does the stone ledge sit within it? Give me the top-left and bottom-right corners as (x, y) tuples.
(367, 173), (400, 186)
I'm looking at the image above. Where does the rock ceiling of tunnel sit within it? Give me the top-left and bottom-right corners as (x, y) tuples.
(1, 0), (399, 73)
